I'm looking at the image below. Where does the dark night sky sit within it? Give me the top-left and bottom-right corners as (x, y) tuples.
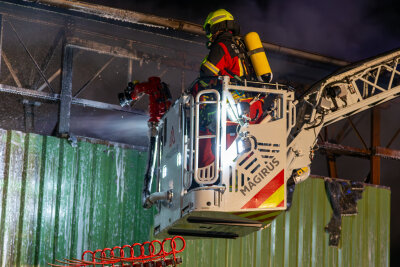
(87, 0), (400, 262)
(85, 0), (400, 62)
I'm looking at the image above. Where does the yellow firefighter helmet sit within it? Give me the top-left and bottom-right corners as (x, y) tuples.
(203, 9), (235, 39)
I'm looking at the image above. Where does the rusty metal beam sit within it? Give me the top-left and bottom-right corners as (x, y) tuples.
(2, 52), (22, 87)
(67, 37), (198, 71)
(318, 141), (371, 158)
(318, 141), (400, 161)
(374, 146), (400, 160)
(371, 108), (381, 185)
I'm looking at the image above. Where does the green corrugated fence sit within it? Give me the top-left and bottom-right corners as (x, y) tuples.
(181, 179), (390, 267)
(0, 129), (152, 266)
(0, 129), (390, 266)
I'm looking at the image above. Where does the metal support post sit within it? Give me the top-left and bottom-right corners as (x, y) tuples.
(23, 101), (34, 132)
(371, 107), (381, 185)
(58, 45), (73, 137)
(22, 99), (41, 132)
(327, 154), (338, 178)
(324, 127), (338, 178)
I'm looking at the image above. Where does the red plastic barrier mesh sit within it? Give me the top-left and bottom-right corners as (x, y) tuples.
(50, 236), (185, 266)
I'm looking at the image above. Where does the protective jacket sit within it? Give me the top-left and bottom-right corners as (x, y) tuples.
(200, 31), (253, 80)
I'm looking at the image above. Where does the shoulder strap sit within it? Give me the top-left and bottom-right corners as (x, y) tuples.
(218, 42), (230, 56)
(232, 36), (256, 80)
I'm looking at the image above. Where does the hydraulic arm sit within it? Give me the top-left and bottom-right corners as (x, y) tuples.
(287, 48), (400, 181)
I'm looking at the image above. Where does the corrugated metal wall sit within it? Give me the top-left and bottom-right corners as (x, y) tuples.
(0, 129), (153, 266)
(181, 179), (390, 267)
(0, 129), (390, 266)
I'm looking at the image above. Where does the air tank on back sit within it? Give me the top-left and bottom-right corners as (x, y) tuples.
(244, 32), (273, 82)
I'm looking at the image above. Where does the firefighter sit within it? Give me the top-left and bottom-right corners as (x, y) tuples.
(196, 9), (273, 169)
(196, 10), (253, 169)
(199, 9), (270, 122)
(200, 9), (253, 81)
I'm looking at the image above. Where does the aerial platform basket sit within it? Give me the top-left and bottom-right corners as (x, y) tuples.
(153, 76), (295, 239)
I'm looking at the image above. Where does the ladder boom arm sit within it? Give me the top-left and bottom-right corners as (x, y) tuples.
(299, 48), (400, 129)
(287, 48), (400, 178)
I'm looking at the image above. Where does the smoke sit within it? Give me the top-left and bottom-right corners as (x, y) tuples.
(71, 112), (149, 147)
